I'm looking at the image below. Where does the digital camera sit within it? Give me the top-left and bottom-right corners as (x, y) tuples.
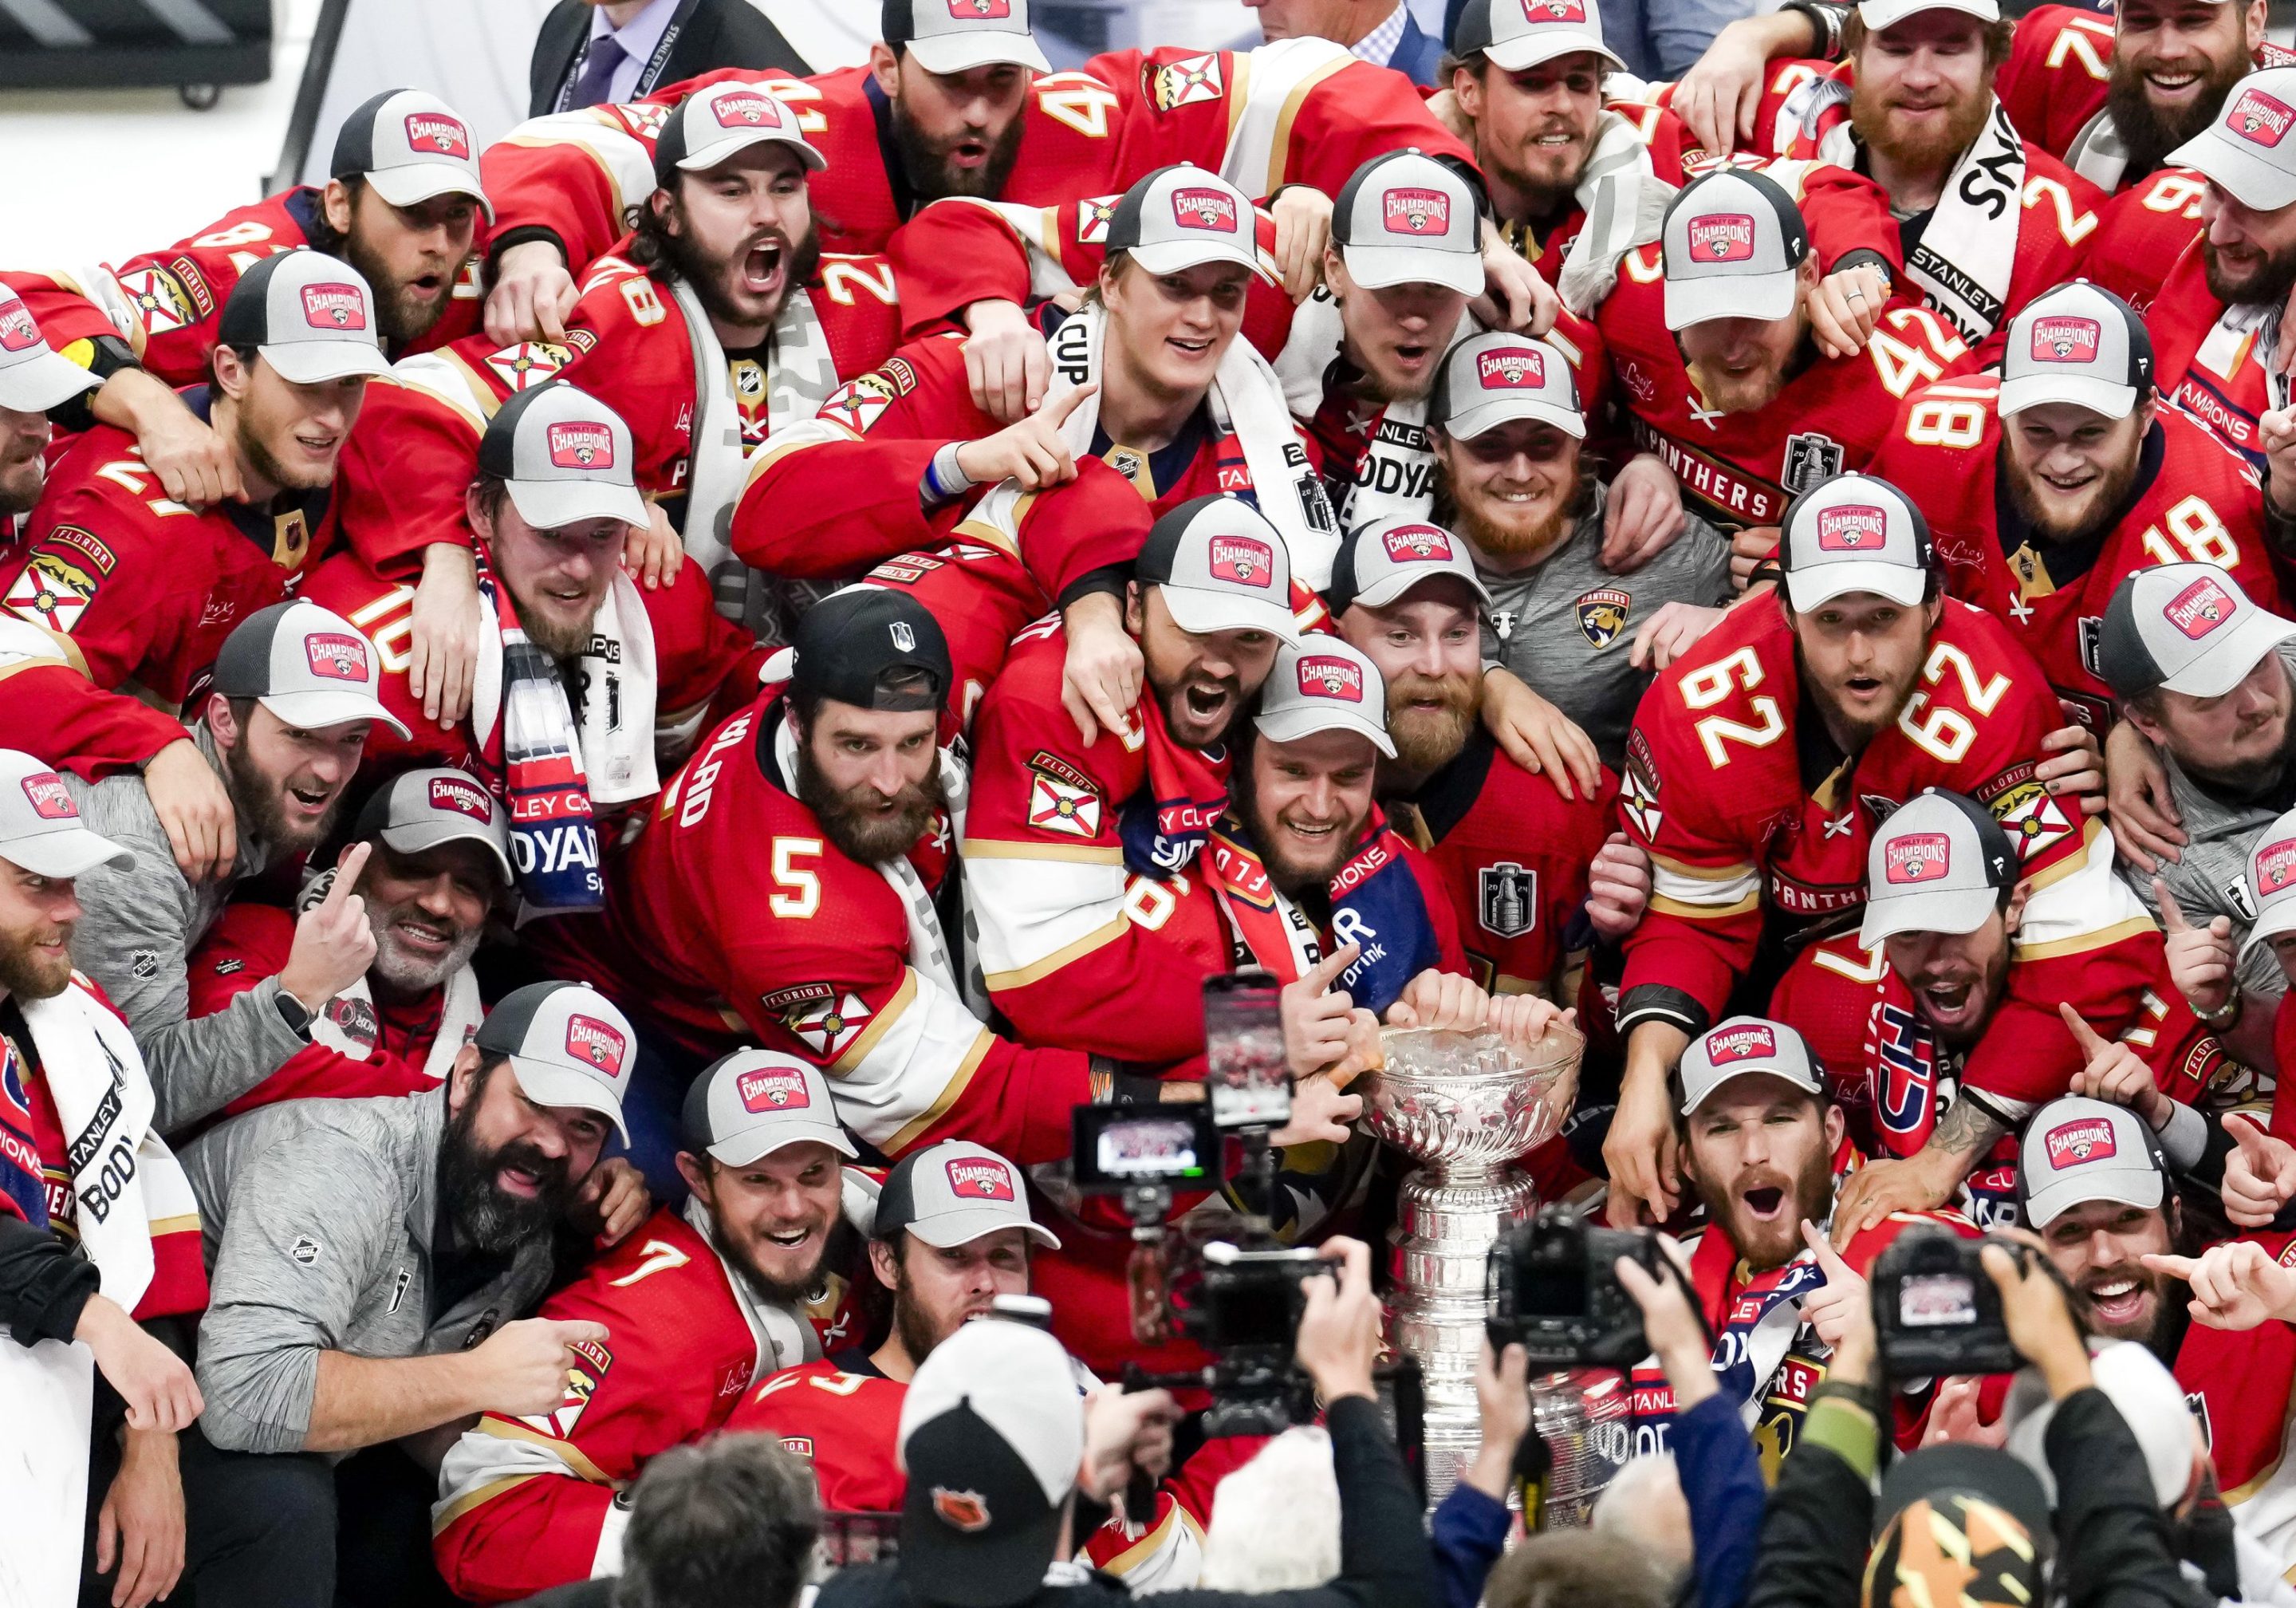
(1869, 1227), (2022, 1377)
(1487, 1206), (1677, 1369)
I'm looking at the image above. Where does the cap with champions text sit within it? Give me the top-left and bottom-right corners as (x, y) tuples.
(478, 380), (648, 532)
(1136, 496), (1303, 644)
(2018, 1094), (2167, 1228)
(1105, 166), (1276, 286)
(2240, 805), (2296, 956)
(215, 253), (392, 387)
(1998, 282), (2153, 420)
(2171, 66), (2296, 214)
(474, 980), (635, 1143)
(897, 1318), (1084, 1608)
(654, 80), (828, 189)
(1661, 168), (1810, 332)
(352, 766), (513, 886)
(1325, 515), (1493, 617)
(790, 585), (952, 711)
(1677, 1015), (1825, 1115)
(211, 600), (411, 739)
(0, 749), (131, 879)
(2097, 562), (2296, 701)
(330, 88), (492, 220)
(882, 0), (1050, 74)
(1858, 789), (2018, 948)
(1429, 330), (1585, 442)
(1331, 151), (1485, 296)
(1857, 0), (1999, 31)
(1451, 0), (1625, 72)
(1778, 472), (1932, 611)
(0, 286), (99, 414)
(681, 1049), (857, 1167)
(875, 1141), (1060, 1250)
(1257, 636), (1396, 757)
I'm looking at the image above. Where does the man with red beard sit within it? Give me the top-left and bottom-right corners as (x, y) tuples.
(1869, 282), (2276, 731)
(432, 1050), (872, 1602)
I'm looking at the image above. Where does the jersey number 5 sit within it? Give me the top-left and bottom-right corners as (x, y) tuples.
(770, 837), (823, 919)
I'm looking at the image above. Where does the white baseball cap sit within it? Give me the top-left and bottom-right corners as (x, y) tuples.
(654, 81), (829, 186)
(1998, 282), (2155, 420)
(876, 1140), (1059, 1251)
(215, 253), (392, 386)
(473, 981), (636, 1143)
(1105, 166), (1275, 285)
(350, 767), (513, 885)
(1430, 331), (1585, 441)
(330, 88), (492, 221)
(1677, 1015), (1825, 1115)
(681, 1049), (857, 1167)
(477, 381), (648, 532)
(1857, 0), (1999, 30)
(1451, 0), (1625, 72)
(1255, 637), (1396, 757)
(882, 0), (1050, 74)
(1857, 790), (2019, 947)
(2240, 806), (2296, 956)
(1661, 169), (1810, 332)
(0, 750), (131, 879)
(1325, 517), (1493, 617)
(2097, 562), (2296, 701)
(0, 286), (100, 414)
(2171, 67), (2296, 213)
(1779, 473), (1933, 611)
(2017, 1095), (2166, 1228)
(1331, 151), (1485, 296)
(210, 600), (411, 739)
(1136, 496), (1302, 644)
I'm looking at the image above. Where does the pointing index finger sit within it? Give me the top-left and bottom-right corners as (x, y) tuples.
(322, 842), (372, 909)
(1801, 1217), (1852, 1275)
(2152, 877), (2192, 932)
(1303, 942), (1362, 992)
(1043, 381), (1097, 427)
(2058, 1000), (2109, 1054)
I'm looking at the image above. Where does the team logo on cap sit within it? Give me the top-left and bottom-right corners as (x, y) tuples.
(711, 90), (777, 128)
(2231, 87), (2296, 146)
(426, 774), (493, 822)
(1706, 1023), (1778, 1063)
(304, 631), (371, 682)
(931, 1488), (991, 1531)
(1687, 213), (1756, 262)
(949, 0), (1011, 14)
(300, 283), (368, 330)
(1297, 654), (1365, 702)
(947, 1157), (1017, 1199)
(2030, 315), (2101, 363)
(2164, 574), (2237, 638)
(1208, 535), (1275, 587)
(1381, 525), (1454, 563)
(1477, 348), (1546, 389)
(1815, 504), (1888, 551)
(18, 772), (76, 822)
(0, 298), (38, 353)
(2045, 1117), (2118, 1167)
(1382, 187), (1451, 235)
(565, 1014), (629, 1077)
(403, 112), (471, 160)
(738, 1064), (813, 1113)
(546, 420), (616, 471)
(1521, 0), (1588, 18)
(2256, 837), (2296, 897)
(1172, 187), (1240, 233)
(1884, 832), (1951, 884)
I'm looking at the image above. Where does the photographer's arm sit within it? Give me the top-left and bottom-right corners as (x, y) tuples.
(1740, 1271), (1878, 1608)
(1430, 1342), (1530, 1608)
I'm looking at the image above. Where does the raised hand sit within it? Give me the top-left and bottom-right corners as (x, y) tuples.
(1281, 944), (1362, 1077)
(1795, 1217), (1868, 1348)
(2222, 1113), (2296, 1228)
(2144, 1240), (2296, 1331)
(472, 1317), (612, 1416)
(2154, 878), (2235, 1019)
(2059, 1001), (2171, 1127)
(955, 381), (1095, 491)
(280, 842), (377, 1011)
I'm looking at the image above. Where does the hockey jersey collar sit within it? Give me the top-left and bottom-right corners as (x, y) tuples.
(179, 384), (336, 562)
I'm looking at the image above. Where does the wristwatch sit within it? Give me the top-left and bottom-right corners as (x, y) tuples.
(274, 987), (314, 1039)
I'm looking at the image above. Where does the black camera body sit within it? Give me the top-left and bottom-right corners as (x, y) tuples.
(1128, 1240), (1333, 1437)
(1870, 1227), (2019, 1377)
(1487, 1206), (1670, 1369)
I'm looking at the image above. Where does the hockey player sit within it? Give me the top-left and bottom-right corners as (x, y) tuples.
(1868, 282), (2276, 730)
(431, 1050), (869, 1602)
(1601, 473), (2109, 1226)
(0, 282), (96, 521)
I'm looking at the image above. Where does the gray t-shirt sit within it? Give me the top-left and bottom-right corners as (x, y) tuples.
(1478, 483), (1731, 769)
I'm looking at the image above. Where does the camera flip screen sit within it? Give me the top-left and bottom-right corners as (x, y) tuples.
(1898, 1272), (1978, 1329)
(1096, 1117), (1205, 1179)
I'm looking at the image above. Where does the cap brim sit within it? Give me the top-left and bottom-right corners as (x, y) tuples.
(2240, 897), (2296, 956)
(1857, 0), (2000, 26)
(1997, 372), (2137, 420)
(2157, 610), (2296, 697)
(1, 826), (132, 879)
(1483, 34), (1625, 72)
(505, 1056), (631, 1145)
(378, 818), (513, 886)
(1349, 566), (1494, 612)
(1784, 562), (1929, 611)
(503, 476), (648, 534)
(364, 161), (494, 223)
(0, 348), (101, 413)
(1680, 1064), (1824, 1115)
(1340, 241), (1486, 296)
(1666, 268), (1799, 331)
(2024, 1165), (2163, 1229)
(908, 1207), (1061, 1251)
(1254, 704), (1396, 757)
(676, 131), (829, 175)
(259, 690), (412, 741)
(1159, 584), (1302, 644)
(905, 31), (1052, 73)
(1441, 395), (1585, 441)
(2171, 129), (2296, 213)
(1128, 238), (1278, 286)
(258, 340), (391, 386)
(1858, 884), (2000, 947)
(707, 1125), (859, 1167)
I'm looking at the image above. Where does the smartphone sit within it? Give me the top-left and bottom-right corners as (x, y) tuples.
(1203, 970), (1291, 1130)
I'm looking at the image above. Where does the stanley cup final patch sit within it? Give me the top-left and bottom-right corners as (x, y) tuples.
(1478, 861), (1538, 938)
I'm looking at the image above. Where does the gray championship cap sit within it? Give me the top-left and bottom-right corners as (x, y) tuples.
(1105, 166), (1275, 285)
(215, 252), (392, 386)
(1136, 496), (1303, 643)
(1325, 516), (1494, 617)
(2239, 806), (2296, 956)
(0, 749), (131, 878)
(875, 1140), (1060, 1250)
(2097, 562), (2295, 701)
(681, 1048), (857, 1167)
(477, 380), (648, 532)
(1451, 0), (1625, 72)
(0, 285), (100, 414)
(1255, 636), (1396, 756)
(330, 88), (492, 220)
(882, 0), (1051, 74)
(474, 980), (636, 1142)
(351, 767), (513, 885)
(1859, 0), (1999, 28)
(654, 80), (829, 187)
(2019, 1095), (2168, 1228)
(1429, 331), (1585, 441)
(1998, 282), (2153, 420)
(1779, 472), (1932, 611)
(790, 585), (953, 711)
(1331, 150), (1485, 296)
(1661, 168), (1810, 332)
(2171, 67), (2296, 214)
(212, 600), (412, 738)
(1678, 1015), (1825, 1113)
(1858, 790), (2018, 947)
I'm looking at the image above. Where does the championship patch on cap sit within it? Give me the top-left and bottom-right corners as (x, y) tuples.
(1209, 535), (1275, 586)
(738, 1064), (813, 1113)
(0, 300), (37, 353)
(1382, 187), (1451, 235)
(301, 284), (368, 330)
(2045, 1117), (2118, 1167)
(1297, 653), (1365, 702)
(1815, 505), (1888, 551)
(1381, 525), (1455, 562)
(711, 90), (777, 127)
(427, 774), (493, 821)
(1707, 1023), (1778, 1062)
(1172, 187), (1240, 233)
(950, 0), (1011, 14)
(547, 420), (616, 470)
(2029, 316), (2101, 363)
(1885, 833), (1951, 884)
(304, 632), (371, 681)
(2230, 87), (2296, 147)
(403, 112), (471, 160)
(2165, 574), (2237, 639)
(1478, 348), (1545, 388)
(566, 1014), (629, 1075)
(1522, 0), (1588, 18)
(1688, 213), (1755, 262)
(932, 1488), (991, 1531)
(946, 1157), (1016, 1200)
(19, 772), (76, 822)
(2257, 837), (2296, 896)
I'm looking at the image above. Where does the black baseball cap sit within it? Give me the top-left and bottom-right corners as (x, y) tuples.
(790, 587), (951, 711)
(1873, 1445), (2052, 1575)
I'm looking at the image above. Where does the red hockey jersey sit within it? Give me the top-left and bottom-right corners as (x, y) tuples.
(2148, 239), (2280, 472)
(2175, 1229), (2296, 1560)
(2081, 168), (2212, 313)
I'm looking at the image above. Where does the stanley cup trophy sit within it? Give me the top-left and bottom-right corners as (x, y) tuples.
(1360, 1024), (1585, 1501)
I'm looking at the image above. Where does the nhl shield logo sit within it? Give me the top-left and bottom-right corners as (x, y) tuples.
(1574, 587), (1631, 647)
(1782, 432), (1845, 493)
(1478, 861), (1537, 938)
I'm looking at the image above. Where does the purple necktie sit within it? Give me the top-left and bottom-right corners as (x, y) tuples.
(563, 34), (627, 112)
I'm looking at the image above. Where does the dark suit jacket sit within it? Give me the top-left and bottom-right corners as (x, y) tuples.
(529, 0), (805, 116)
(1392, 10), (1447, 86)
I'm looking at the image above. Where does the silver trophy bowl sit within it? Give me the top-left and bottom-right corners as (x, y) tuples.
(1358, 1024), (1581, 1501)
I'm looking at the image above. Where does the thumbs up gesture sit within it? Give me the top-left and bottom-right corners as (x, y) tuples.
(1796, 1218), (1870, 1350)
(2060, 1002), (2172, 1128)
(2223, 1112), (2296, 1229)
(2155, 878), (2237, 1020)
